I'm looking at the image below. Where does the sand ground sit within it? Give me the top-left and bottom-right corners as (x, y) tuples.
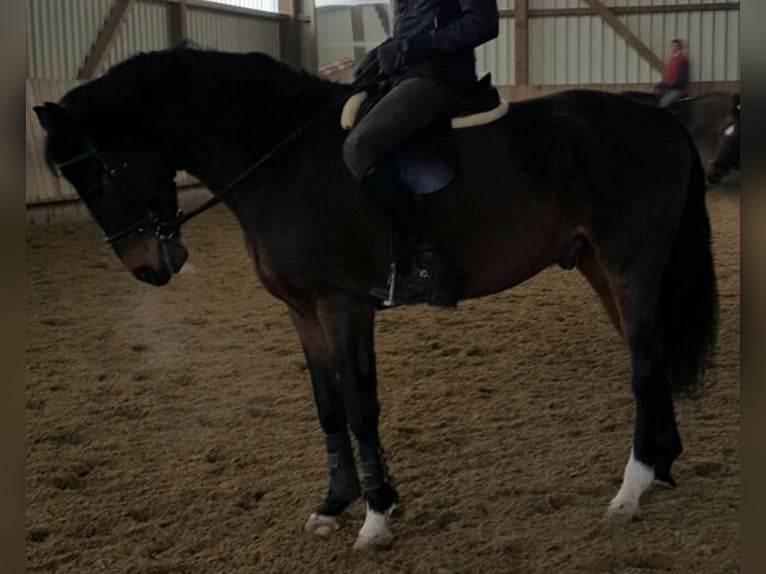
(26, 189), (739, 573)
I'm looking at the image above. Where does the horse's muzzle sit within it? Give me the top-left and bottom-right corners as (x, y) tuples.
(132, 239), (187, 286)
(706, 163), (727, 185)
(133, 266), (172, 286)
(160, 238), (188, 274)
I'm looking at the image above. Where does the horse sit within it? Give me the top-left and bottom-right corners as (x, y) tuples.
(620, 90), (740, 184)
(34, 46), (717, 551)
(706, 93), (740, 185)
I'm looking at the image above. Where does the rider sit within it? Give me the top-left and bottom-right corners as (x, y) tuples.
(343, 0), (499, 308)
(654, 39), (689, 108)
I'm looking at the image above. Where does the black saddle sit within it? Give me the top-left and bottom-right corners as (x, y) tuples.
(357, 74), (504, 196)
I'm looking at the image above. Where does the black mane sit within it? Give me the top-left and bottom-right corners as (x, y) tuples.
(60, 46), (350, 149)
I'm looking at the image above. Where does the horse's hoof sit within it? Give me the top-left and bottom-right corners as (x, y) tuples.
(352, 531), (393, 551)
(605, 500), (641, 523)
(653, 477), (676, 489)
(305, 513), (340, 537)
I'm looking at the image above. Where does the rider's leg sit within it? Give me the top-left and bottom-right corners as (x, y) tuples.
(343, 77), (460, 308)
(659, 88), (682, 108)
(361, 163), (456, 308)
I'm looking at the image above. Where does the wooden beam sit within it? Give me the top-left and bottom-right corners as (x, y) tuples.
(350, 6), (366, 64)
(498, 3), (739, 19)
(580, 0), (665, 73)
(278, 0), (300, 68)
(308, 0), (318, 73)
(78, 0), (136, 79)
(514, 0), (528, 85)
(168, 0), (188, 46)
(375, 4), (391, 36)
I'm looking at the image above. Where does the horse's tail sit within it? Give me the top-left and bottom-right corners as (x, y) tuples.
(661, 143), (719, 394)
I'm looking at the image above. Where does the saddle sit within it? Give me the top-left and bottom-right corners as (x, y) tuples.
(342, 74), (509, 195)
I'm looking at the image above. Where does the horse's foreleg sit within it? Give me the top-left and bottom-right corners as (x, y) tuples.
(290, 309), (361, 537)
(605, 274), (683, 521)
(318, 299), (399, 551)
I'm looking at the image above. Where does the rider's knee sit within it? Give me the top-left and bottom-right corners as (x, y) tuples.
(343, 131), (376, 181)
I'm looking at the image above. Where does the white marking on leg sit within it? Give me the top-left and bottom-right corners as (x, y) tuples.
(304, 513), (340, 537)
(352, 504), (393, 551)
(607, 449), (655, 521)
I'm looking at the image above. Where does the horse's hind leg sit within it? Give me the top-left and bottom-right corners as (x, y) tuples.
(290, 309), (361, 537)
(577, 248), (622, 336)
(317, 298), (399, 550)
(604, 267), (683, 521)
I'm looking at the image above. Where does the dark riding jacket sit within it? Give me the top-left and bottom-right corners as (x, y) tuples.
(359, 0), (499, 93)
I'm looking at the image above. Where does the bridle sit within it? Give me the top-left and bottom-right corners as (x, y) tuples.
(54, 81), (369, 245)
(55, 141), (179, 244)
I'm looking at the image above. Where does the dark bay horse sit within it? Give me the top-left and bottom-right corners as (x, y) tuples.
(621, 90), (740, 184)
(35, 47), (717, 551)
(706, 93), (740, 184)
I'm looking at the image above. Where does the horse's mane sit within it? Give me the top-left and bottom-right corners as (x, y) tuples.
(59, 46), (350, 148)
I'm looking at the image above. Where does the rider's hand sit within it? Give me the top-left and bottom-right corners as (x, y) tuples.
(377, 40), (403, 76)
(355, 45), (380, 83)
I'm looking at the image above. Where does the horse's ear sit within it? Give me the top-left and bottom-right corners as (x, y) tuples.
(33, 102), (71, 133)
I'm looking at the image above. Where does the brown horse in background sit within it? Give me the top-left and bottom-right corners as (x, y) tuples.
(35, 47), (717, 550)
(621, 90), (740, 184)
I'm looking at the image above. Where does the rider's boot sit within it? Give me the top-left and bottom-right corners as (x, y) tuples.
(362, 163), (457, 309)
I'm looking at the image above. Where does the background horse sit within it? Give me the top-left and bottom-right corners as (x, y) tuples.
(621, 90), (740, 184)
(35, 47), (717, 551)
(706, 93), (740, 184)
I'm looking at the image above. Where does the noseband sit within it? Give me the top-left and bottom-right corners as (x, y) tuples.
(55, 145), (181, 244)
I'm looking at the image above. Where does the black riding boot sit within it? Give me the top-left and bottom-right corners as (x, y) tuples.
(362, 165), (457, 308)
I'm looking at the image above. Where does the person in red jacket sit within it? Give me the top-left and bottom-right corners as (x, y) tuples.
(654, 39), (690, 107)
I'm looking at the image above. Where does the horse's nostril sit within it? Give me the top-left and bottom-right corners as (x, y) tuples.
(133, 268), (150, 283)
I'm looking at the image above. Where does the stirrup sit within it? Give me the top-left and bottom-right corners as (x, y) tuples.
(381, 262), (398, 308)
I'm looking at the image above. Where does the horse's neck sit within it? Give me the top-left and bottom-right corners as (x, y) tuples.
(169, 71), (346, 191)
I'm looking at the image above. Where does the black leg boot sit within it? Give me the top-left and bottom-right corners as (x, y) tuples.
(362, 164), (457, 308)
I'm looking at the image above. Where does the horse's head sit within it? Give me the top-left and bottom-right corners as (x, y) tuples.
(706, 93), (740, 184)
(34, 102), (188, 286)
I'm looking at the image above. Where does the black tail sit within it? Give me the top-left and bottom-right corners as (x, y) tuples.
(661, 145), (719, 394)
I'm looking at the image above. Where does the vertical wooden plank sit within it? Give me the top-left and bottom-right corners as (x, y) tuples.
(553, 11), (567, 84)
(700, 10), (713, 80)
(579, 15), (590, 83)
(350, 5), (366, 64)
(590, 14), (602, 83)
(712, 10), (726, 81)
(566, 15), (578, 83)
(528, 16), (543, 84)
(278, 0), (300, 68)
(169, 0), (188, 46)
(514, 0), (528, 85)
(374, 3), (391, 36)
(309, 0), (318, 72)
(726, 10), (738, 81)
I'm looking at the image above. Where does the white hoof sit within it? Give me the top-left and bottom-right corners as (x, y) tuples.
(353, 530), (393, 551)
(353, 505), (393, 551)
(304, 513), (340, 537)
(606, 449), (654, 523)
(606, 498), (641, 522)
